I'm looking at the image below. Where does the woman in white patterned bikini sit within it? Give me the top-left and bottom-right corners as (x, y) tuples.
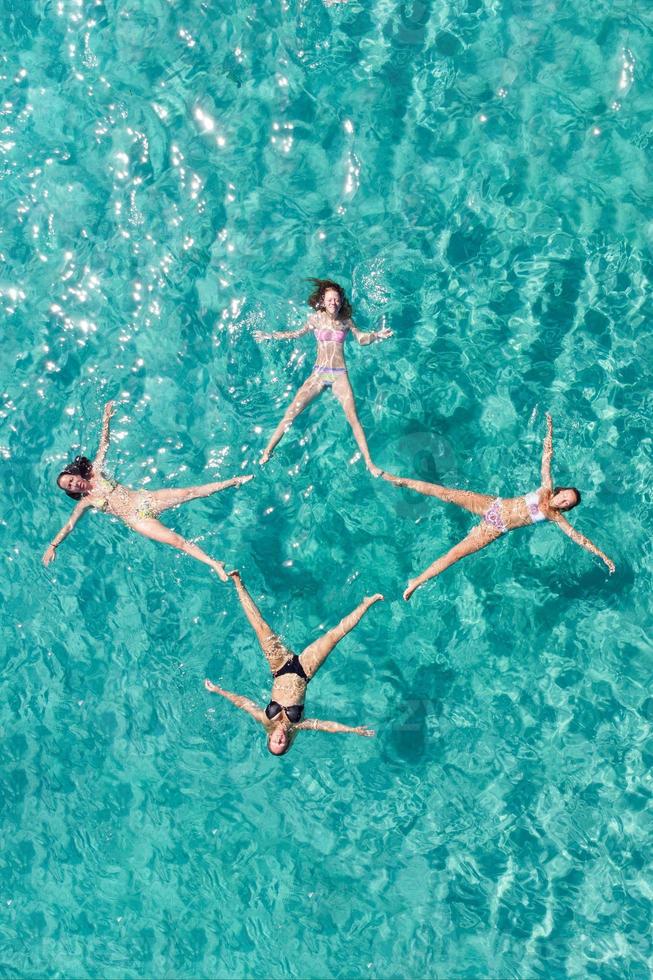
(43, 401), (252, 579)
(253, 279), (392, 475)
(382, 414), (615, 600)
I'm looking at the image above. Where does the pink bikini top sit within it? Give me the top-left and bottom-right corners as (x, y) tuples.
(314, 326), (347, 343)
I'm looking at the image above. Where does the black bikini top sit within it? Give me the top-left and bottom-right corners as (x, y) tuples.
(266, 655), (307, 724)
(265, 701), (304, 724)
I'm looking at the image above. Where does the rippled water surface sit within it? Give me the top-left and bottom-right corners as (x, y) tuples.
(2, 0), (653, 977)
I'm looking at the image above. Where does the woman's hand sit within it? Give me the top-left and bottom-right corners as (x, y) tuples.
(103, 400), (116, 418)
(42, 545), (57, 566)
(253, 330), (271, 342)
(232, 474), (254, 487)
(356, 727), (376, 737)
(375, 326), (393, 341)
(204, 679), (223, 694)
(605, 558), (616, 574)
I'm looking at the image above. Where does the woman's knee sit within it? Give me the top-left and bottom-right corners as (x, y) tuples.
(159, 528), (187, 550)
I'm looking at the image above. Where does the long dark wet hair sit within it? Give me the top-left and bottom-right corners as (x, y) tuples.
(553, 486), (581, 511)
(307, 278), (352, 320)
(56, 455), (93, 500)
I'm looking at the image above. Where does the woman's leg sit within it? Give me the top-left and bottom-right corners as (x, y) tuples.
(130, 518), (229, 580)
(148, 476), (252, 513)
(382, 472), (495, 515)
(260, 374), (326, 464)
(298, 594), (384, 680)
(331, 375), (381, 477)
(404, 522), (502, 600)
(229, 571), (291, 673)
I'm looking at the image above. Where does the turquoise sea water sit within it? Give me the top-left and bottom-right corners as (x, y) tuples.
(2, 0), (653, 976)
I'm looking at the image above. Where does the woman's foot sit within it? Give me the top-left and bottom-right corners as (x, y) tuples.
(258, 446), (274, 466)
(365, 593), (384, 606)
(403, 579), (420, 601)
(228, 569), (242, 584)
(212, 561), (229, 582)
(210, 475), (253, 493)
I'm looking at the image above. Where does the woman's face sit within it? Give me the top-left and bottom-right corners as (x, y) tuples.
(58, 473), (91, 495)
(551, 488), (578, 511)
(268, 723), (290, 756)
(322, 288), (342, 317)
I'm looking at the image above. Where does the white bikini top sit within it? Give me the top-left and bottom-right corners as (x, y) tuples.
(524, 488), (546, 524)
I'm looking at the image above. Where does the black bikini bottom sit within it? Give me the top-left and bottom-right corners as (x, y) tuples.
(273, 654), (307, 682)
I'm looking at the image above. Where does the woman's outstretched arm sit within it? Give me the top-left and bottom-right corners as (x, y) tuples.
(554, 517), (615, 573)
(253, 321), (312, 342)
(296, 718), (375, 736)
(42, 500), (91, 565)
(349, 319), (393, 346)
(204, 679), (267, 724)
(541, 412), (553, 490)
(94, 400), (116, 469)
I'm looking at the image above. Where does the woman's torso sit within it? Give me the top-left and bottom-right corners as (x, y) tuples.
(265, 659), (308, 732)
(88, 472), (149, 522)
(312, 312), (350, 370)
(270, 670), (307, 708)
(496, 488), (550, 530)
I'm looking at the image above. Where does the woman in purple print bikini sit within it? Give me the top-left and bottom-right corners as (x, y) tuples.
(253, 279), (392, 475)
(382, 414), (615, 600)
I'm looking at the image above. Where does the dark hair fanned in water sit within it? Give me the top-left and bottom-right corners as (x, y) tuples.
(306, 278), (352, 320)
(56, 455), (93, 499)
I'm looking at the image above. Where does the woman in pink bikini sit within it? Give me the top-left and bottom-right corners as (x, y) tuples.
(382, 414), (615, 600)
(253, 279), (392, 475)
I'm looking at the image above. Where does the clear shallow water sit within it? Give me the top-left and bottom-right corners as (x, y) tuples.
(1, 0), (653, 976)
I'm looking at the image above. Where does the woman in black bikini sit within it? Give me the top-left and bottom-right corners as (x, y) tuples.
(205, 572), (383, 756)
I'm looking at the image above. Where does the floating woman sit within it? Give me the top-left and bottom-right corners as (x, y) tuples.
(205, 572), (383, 756)
(253, 278), (392, 475)
(383, 414), (615, 600)
(43, 400), (252, 580)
